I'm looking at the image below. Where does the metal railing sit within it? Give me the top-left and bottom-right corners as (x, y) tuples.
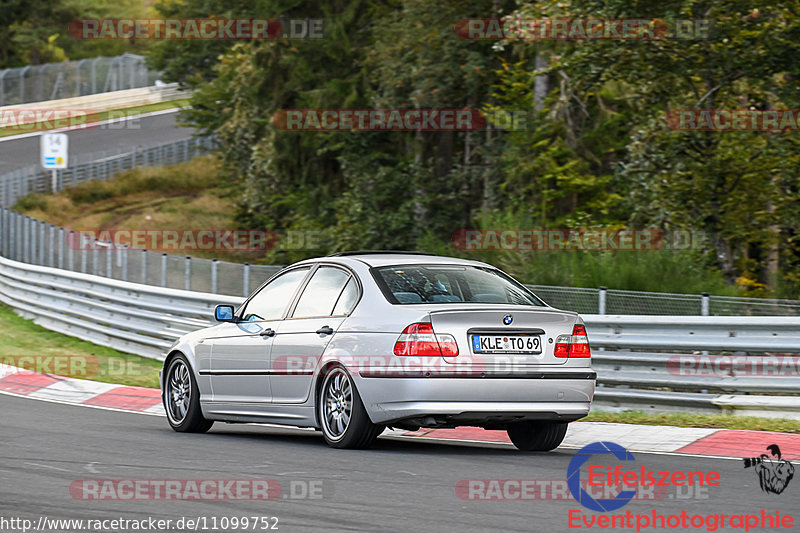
(0, 137), (216, 208)
(530, 284), (800, 317)
(0, 54), (160, 106)
(0, 136), (284, 296)
(0, 207), (281, 297)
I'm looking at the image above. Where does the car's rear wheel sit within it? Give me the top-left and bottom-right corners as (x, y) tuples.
(319, 366), (384, 449)
(506, 421), (567, 451)
(164, 354), (213, 433)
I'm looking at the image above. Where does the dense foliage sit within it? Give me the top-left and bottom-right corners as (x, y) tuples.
(0, 0), (152, 67)
(150, 0), (800, 295)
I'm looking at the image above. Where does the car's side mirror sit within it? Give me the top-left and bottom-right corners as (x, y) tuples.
(215, 304), (236, 322)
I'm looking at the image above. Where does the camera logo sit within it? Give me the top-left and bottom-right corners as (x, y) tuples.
(743, 444), (795, 495)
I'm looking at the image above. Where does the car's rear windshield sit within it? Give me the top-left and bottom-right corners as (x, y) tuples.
(373, 264), (545, 306)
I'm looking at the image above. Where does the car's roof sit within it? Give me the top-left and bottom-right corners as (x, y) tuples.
(300, 252), (492, 269)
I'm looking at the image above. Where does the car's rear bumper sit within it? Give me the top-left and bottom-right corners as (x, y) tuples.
(353, 373), (595, 425)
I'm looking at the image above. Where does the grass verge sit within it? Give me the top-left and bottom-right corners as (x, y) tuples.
(585, 410), (800, 433)
(11, 156), (261, 262)
(0, 303), (161, 389)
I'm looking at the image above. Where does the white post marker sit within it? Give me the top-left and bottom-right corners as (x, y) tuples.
(40, 133), (69, 193)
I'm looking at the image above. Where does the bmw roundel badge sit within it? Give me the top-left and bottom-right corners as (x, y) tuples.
(503, 314), (513, 325)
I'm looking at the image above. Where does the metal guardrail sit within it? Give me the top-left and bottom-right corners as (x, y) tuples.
(0, 54), (160, 106)
(0, 254), (243, 358)
(0, 83), (186, 127)
(584, 315), (800, 353)
(0, 251), (797, 417)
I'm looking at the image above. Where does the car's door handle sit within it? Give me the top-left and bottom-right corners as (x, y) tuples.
(259, 328), (276, 337)
(316, 325), (334, 335)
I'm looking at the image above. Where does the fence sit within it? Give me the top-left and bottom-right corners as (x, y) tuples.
(0, 137), (216, 208)
(0, 54), (160, 106)
(4, 196), (800, 307)
(0, 212), (281, 298)
(530, 284), (800, 317)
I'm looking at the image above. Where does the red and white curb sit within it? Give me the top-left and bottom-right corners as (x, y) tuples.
(0, 364), (163, 415)
(2, 364), (799, 460)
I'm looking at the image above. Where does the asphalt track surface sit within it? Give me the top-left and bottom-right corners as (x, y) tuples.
(0, 111), (195, 174)
(0, 393), (795, 533)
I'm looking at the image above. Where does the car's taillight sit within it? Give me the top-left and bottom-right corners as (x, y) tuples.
(394, 322), (459, 357)
(554, 323), (591, 358)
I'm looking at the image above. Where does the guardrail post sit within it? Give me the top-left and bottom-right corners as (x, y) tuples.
(67, 231), (74, 270)
(92, 241), (99, 275)
(161, 253), (167, 288)
(185, 256), (191, 291)
(48, 225), (54, 267)
(15, 212), (21, 261)
(39, 221), (45, 265)
(243, 263), (250, 297)
(81, 235), (87, 273)
(58, 228), (65, 269)
(3, 209), (8, 258)
(141, 249), (147, 284)
(106, 244), (112, 276)
(121, 246), (128, 281)
(599, 286), (607, 314)
(23, 216), (29, 263)
(701, 292), (710, 356)
(6, 211), (11, 259)
(19, 66), (29, 103)
(211, 259), (218, 294)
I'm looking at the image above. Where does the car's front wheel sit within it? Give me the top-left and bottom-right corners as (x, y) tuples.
(318, 366), (384, 449)
(164, 354), (213, 433)
(506, 421), (568, 451)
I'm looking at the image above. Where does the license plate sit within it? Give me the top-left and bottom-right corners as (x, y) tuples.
(471, 335), (541, 354)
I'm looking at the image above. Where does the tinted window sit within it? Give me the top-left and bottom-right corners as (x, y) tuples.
(375, 265), (544, 306)
(332, 277), (359, 316)
(292, 266), (351, 318)
(242, 267), (310, 321)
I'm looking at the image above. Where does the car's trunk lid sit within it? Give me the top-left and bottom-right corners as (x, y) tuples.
(429, 307), (576, 366)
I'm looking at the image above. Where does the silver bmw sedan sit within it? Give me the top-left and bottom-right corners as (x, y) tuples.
(161, 252), (595, 450)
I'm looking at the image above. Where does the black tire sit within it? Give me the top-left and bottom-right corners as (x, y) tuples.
(163, 354), (214, 433)
(507, 421), (568, 451)
(318, 366), (384, 449)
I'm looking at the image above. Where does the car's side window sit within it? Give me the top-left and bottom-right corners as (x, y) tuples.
(292, 266), (352, 318)
(241, 267), (311, 321)
(331, 276), (359, 316)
